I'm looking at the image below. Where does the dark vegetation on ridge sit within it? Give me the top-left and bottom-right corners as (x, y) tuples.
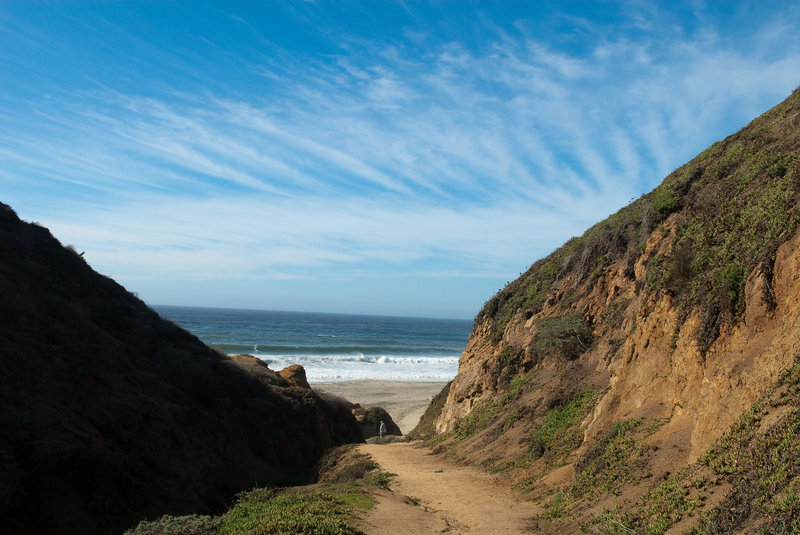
(0, 203), (363, 535)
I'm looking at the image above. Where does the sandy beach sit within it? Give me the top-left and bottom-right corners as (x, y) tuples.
(311, 380), (448, 434)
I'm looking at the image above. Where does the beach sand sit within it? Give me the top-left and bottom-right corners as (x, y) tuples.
(311, 380), (447, 435)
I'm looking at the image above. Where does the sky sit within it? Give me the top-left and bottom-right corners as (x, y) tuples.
(2, 1), (800, 319)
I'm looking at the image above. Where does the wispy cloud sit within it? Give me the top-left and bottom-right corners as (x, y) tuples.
(2, 1), (800, 315)
(41, 195), (594, 281)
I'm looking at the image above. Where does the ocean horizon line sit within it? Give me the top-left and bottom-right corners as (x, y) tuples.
(150, 303), (474, 323)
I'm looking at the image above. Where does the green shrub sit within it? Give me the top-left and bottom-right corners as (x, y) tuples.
(530, 390), (598, 459)
(125, 515), (219, 535)
(452, 398), (499, 440)
(498, 346), (521, 366)
(646, 255), (669, 294)
(652, 186), (681, 214)
(534, 313), (593, 358)
(326, 456), (378, 484)
(570, 418), (661, 501)
(716, 261), (746, 310)
(218, 489), (363, 535)
(503, 373), (531, 404)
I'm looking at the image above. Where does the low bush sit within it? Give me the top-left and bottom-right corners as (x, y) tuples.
(125, 515), (219, 535)
(534, 313), (593, 359)
(218, 490), (361, 535)
(452, 398), (499, 441)
(530, 390), (598, 460)
(652, 186), (681, 215)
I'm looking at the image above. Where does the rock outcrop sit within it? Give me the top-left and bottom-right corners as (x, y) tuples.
(351, 405), (402, 439)
(419, 87), (800, 532)
(278, 363), (312, 389)
(0, 204), (363, 535)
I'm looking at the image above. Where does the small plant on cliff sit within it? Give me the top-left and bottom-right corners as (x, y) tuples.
(504, 372), (532, 404)
(512, 390), (600, 492)
(688, 357), (800, 534)
(588, 468), (706, 535)
(536, 417), (663, 521)
(452, 398), (500, 441)
(652, 185), (681, 215)
(534, 312), (593, 359)
(530, 390), (599, 459)
(318, 448), (379, 484)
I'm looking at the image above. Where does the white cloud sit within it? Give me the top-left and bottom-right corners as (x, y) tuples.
(37, 193), (600, 281)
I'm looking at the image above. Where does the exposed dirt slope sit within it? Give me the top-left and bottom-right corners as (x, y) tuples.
(419, 88), (800, 532)
(0, 203), (362, 535)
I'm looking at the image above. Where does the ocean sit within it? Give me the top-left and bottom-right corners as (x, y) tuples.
(153, 305), (472, 382)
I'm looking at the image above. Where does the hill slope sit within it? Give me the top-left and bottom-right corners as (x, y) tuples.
(0, 204), (362, 535)
(416, 87), (800, 532)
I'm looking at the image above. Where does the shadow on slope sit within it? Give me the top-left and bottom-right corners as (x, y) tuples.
(0, 203), (362, 535)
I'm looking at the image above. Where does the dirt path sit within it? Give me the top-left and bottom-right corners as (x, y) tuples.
(358, 442), (541, 534)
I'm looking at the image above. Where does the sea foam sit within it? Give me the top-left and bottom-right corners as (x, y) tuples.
(252, 352), (460, 382)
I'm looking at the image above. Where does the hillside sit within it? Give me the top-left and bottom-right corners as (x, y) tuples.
(415, 87), (800, 532)
(0, 204), (363, 535)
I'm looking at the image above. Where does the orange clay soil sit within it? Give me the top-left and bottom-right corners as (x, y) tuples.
(358, 442), (542, 534)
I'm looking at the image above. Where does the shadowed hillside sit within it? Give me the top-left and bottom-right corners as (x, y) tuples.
(0, 203), (362, 535)
(416, 87), (800, 532)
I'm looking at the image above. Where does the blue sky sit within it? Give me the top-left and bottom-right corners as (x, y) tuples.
(2, 1), (800, 319)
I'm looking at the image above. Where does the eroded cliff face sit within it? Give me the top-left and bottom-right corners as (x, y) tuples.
(437, 92), (800, 452)
(424, 88), (800, 532)
(592, 228), (800, 461)
(446, 218), (800, 454)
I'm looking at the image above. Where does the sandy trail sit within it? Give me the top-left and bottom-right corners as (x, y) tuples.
(359, 442), (540, 534)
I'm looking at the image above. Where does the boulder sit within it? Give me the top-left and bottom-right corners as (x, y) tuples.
(352, 406), (402, 439)
(278, 364), (311, 389)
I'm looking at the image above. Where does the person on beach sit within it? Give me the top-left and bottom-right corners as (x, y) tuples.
(379, 420), (386, 439)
